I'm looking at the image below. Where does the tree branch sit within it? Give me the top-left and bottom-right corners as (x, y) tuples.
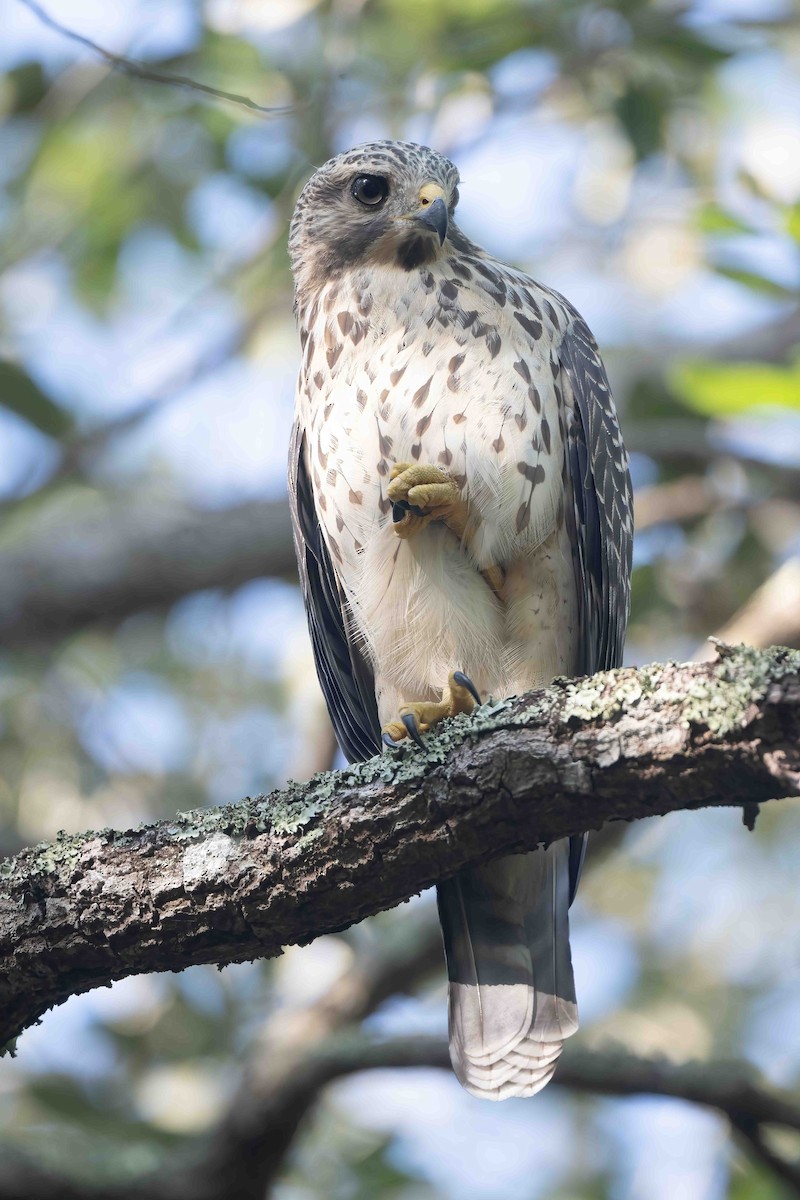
(181, 1036), (800, 1198)
(2, 645), (799, 1049)
(4, 484), (798, 648)
(17, 0), (288, 117)
(0, 494), (295, 644)
(0, 831), (635, 1196)
(254, 1038), (800, 1195)
(3, 1033), (799, 1198)
(0, 924), (445, 1200)
(696, 559), (800, 658)
(265, 1033), (800, 1136)
(193, 926), (444, 1200)
(624, 418), (800, 491)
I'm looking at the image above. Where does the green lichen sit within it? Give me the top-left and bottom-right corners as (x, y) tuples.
(267, 798), (322, 836)
(559, 675), (613, 723)
(295, 826), (324, 851)
(679, 643), (799, 736)
(5, 828), (89, 883)
(559, 643), (800, 737)
(3, 645), (796, 890)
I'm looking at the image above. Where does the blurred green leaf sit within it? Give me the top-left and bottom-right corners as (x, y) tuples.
(614, 83), (666, 160)
(713, 264), (799, 300)
(654, 26), (730, 69)
(698, 203), (756, 236)
(0, 360), (72, 437)
(672, 358), (800, 416)
(786, 204), (800, 243)
(6, 61), (48, 113)
(729, 1155), (792, 1200)
(350, 1140), (420, 1197)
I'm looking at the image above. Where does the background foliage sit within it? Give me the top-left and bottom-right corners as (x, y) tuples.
(1, 0), (799, 1196)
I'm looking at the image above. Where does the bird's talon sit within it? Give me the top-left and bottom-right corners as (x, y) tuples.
(381, 671), (481, 748)
(392, 498), (426, 524)
(452, 671), (482, 707)
(387, 463), (467, 541)
(401, 712), (426, 748)
(382, 731), (403, 749)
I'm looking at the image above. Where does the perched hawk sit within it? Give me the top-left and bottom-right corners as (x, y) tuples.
(288, 141), (632, 1100)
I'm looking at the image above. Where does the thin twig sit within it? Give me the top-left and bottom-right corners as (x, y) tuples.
(17, 0), (290, 117)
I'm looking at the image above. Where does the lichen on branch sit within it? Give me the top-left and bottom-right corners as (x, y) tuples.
(1, 644), (799, 1050)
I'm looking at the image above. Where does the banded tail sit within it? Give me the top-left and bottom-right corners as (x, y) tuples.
(437, 841), (578, 1100)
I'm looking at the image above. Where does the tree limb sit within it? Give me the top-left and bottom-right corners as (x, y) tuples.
(263, 1033), (800, 1138)
(624, 418), (800, 491)
(0, 923), (445, 1200)
(193, 925), (444, 1200)
(696, 559), (800, 658)
(0, 829), (640, 1196)
(4, 482), (799, 648)
(251, 1037), (800, 1196)
(0, 493), (295, 644)
(2, 645), (799, 1049)
(211, 1032), (800, 1198)
(180, 1037), (800, 1199)
(3, 1034), (799, 1198)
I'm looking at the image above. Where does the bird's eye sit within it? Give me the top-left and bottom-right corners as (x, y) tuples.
(351, 175), (389, 207)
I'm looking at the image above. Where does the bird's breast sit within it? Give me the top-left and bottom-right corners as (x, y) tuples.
(297, 265), (568, 575)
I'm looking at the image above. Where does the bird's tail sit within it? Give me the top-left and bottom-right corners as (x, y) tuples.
(437, 841), (578, 1101)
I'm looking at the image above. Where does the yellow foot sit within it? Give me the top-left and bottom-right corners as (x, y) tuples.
(387, 462), (469, 540)
(382, 671), (481, 747)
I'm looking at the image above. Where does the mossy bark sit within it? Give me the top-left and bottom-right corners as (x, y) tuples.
(1, 645), (799, 1048)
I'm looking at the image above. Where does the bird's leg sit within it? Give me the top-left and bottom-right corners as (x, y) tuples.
(382, 671), (481, 747)
(387, 462), (469, 540)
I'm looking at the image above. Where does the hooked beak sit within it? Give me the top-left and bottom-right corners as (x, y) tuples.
(417, 196), (448, 243)
(411, 182), (449, 245)
(414, 196), (448, 245)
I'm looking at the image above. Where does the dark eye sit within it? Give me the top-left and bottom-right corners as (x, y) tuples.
(351, 175), (389, 207)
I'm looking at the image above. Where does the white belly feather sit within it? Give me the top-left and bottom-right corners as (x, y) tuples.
(296, 262), (578, 723)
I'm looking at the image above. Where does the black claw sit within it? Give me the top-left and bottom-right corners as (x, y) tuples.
(453, 671), (482, 706)
(392, 498), (427, 524)
(382, 732), (402, 749)
(401, 712), (426, 748)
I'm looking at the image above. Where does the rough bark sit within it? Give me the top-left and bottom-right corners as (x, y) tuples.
(1, 645), (799, 1049)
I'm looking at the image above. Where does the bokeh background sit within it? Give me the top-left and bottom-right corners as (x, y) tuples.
(1, 0), (800, 1196)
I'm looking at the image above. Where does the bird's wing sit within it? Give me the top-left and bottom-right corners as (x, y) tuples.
(558, 303), (633, 897)
(558, 305), (633, 677)
(288, 419), (382, 763)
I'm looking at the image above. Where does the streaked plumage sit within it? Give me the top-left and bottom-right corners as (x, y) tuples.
(288, 140), (633, 1099)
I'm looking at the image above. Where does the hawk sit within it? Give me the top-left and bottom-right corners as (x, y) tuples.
(288, 141), (633, 1100)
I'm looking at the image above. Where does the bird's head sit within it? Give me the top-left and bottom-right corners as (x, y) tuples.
(289, 141), (461, 308)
